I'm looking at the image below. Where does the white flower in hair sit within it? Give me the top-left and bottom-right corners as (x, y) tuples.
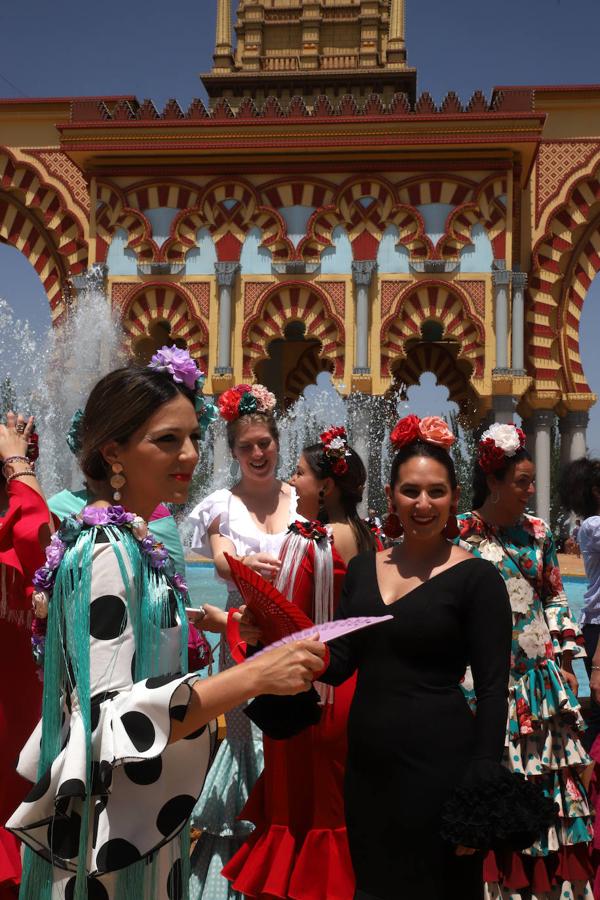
(518, 614), (551, 659)
(506, 576), (534, 616)
(480, 422), (522, 456)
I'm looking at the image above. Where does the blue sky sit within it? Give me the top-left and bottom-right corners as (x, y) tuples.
(0, 0), (599, 450)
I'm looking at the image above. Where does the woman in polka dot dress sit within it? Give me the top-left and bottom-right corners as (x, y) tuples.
(458, 424), (593, 900)
(6, 355), (325, 900)
(187, 384), (297, 900)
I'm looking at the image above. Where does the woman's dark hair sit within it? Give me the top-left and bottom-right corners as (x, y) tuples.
(558, 457), (600, 519)
(471, 447), (532, 510)
(226, 412), (279, 452)
(79, 366), (196, 482)
(303, 443), (377, 553)
(389, 440), (458, 493)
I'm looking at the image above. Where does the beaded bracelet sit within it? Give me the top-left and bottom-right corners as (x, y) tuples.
(591, 665), (600, 672)
(5, 470), (36, 484)
(1, 455), (31, 479)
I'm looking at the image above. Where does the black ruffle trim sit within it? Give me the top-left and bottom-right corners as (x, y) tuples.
(440, 761), (557, 851)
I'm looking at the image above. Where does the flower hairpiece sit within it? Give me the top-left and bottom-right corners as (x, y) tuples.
(218, 383), (277, 422)
(149, 346), (218, 436)
(66, 408), (84, 455)
(289, 519), (330, 543)
(320, 425), (351, 475)
(390, 415), (455, 451)
(477, 423), (526, 474)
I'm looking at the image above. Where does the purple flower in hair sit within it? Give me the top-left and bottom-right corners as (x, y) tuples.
(148, 346), (200, 391)
(45, 535), (66, 569)
(106, 506), (136, 526)
(32, 566), (54, 592)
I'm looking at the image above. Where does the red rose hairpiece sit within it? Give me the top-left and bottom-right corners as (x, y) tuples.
(319, 425), (351, 476)
(218, 383), (276, 423)
(390, 415), (455, 451)
(477, 423), (526, 474)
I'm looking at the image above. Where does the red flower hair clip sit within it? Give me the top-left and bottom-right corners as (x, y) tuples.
(390, 415), (455, 451)
(319, 425), (351, 476)
(289, 520), (330, 542)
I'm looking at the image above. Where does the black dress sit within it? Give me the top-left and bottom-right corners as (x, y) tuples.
(321, 554), (512, 900)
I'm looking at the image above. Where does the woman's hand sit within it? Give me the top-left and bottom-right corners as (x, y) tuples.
(560, 665), (579, 697)
(234, 605), (262, 646)
(241, 552), (281, 581)
(187, 604), (227, 634)
(246, 638), (326, 696)
(0, 412), (33, 465)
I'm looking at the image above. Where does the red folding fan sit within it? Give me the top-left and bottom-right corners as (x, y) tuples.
(224, 552), (314, 645)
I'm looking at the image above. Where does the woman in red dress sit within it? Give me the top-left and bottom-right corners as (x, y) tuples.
(224, 427), (381, 900)
(0, 412), (52, 900)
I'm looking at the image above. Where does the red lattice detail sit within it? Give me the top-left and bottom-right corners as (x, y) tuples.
(317, 281), (345, 318)
(110, 282), (136, 312)
(535, 141), (600, 228)
(460, 280), (486, 318)
(186, 282), (210, 318)
(25, 150), (90, 216)
(244, 281), (271, 317)
(381, 280), (409, 317)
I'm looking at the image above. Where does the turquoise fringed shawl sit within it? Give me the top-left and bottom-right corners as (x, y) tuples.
(20, 523), (190, 900)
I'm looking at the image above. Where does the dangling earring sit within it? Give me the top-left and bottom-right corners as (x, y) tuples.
(110, 462), (126, 503)
(383, 506), (403, 539)
(229, 459), (240, 480)
(317, 488), (330, 525)
(443, 507), (460, 539)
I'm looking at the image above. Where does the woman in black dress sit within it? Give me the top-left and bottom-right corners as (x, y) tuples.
(320, 415), (549, 900)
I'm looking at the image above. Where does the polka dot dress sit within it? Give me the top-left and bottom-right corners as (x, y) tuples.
(7, 532), (217, 899)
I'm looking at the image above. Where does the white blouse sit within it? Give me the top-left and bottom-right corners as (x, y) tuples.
(188, 487), (298, 582)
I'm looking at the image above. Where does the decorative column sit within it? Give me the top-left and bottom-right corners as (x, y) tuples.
(532, 410), (554, 524)
(352, 260), (377, 373)
(492, 395), (514, 425)
(492, 265), (511, 371)
(215, 262), (239, 373)
(510, 271), (527, 372)
(213, 0), (234, 71)
(387, 0), (406, 66)
(559, 410), (589, 465)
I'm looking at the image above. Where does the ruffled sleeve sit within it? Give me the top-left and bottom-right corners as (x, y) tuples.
(188, 488), (231, 557)
(7, 536), (217, 876)
(538, 523), (585, 659)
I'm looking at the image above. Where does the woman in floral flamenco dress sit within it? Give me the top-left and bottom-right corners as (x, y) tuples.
(0, 413), (52, 900)
(187, 384), (298, 900)
(458, 422), (593, 900)
(223, 427), (381, 900)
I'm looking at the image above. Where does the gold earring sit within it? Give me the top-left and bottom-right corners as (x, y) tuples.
(110, 462), (126, 502)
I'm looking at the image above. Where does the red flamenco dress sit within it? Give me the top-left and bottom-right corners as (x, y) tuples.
(0, 482), (51, 899)
(223, 527), (368, 900)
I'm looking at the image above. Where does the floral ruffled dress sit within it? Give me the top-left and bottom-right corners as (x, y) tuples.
(458, 512), (593, 900)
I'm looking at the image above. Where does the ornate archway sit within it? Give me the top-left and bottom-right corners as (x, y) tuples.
(380, 281), (485, 381)
(0, 148), (88, 320)
(242, 282), (345, 379)
(391, 343), (479, 419)
(120, 283), (208, 370)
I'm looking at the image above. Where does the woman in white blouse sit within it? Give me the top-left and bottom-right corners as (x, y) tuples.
(188, 384), (297, 900)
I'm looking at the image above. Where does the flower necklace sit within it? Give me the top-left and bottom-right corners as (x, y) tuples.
(30, 505), (187, 667)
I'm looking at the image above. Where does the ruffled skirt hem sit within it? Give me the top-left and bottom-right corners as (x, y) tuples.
(223, 823), (355, 900)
